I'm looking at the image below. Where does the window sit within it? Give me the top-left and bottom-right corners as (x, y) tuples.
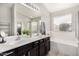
(52, 13), (75, 41)
(54, 14), (72, 32)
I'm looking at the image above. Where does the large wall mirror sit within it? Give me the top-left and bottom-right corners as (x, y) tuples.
(0, 4), (42, 37)
(31, 17), (41, 36)
(31, 21), (38, 36)
(17, 23), (22, 35)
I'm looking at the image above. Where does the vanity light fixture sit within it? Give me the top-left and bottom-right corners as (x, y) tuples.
(21, 3), (40, 13)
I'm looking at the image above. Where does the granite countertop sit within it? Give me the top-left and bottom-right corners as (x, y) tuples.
(0, 35), (50, 53)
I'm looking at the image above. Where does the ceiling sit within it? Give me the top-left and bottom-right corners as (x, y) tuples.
(43, 3), (79, 13)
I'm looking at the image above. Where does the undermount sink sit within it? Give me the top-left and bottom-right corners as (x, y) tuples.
(5, 38), (27, 45)
(1, 36), (30, 45)
(5, 40), (19, 45)
(5, 38), (23, 45)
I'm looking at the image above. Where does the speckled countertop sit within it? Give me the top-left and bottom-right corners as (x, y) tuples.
(0, 35), (50, 53)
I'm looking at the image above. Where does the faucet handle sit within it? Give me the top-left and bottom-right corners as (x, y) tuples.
(17, 32), (19, 35)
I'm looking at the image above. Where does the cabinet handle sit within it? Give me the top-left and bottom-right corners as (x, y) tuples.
(3, 51), (14, 56)
(34, 42), (39, 44)
(28, 51), (30, 56)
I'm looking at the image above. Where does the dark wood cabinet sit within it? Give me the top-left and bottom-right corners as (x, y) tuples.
(45, 37), (50, 55)
(39, 39), (45, 56)
(0, 37), (50, 56)
(16, 46), (25, 56)
(39, 43), (45, 56)
(29, 46), (39, 56)
(17, 43), (33, 56)
(0, 49), (18, 56)
(28, 41), (39, 56)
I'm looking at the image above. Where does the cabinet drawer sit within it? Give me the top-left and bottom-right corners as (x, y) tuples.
(17, 43), (32, 56)
(32, 41), (39, 47)
(1, 49), (17, 56)
(29, 46), (39, 56)
(40, 39), (44, 43)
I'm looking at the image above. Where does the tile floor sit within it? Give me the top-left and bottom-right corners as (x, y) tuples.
(47, 50), (65, 56)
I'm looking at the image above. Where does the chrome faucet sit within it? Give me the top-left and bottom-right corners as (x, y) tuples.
(16, 33), (20, 40)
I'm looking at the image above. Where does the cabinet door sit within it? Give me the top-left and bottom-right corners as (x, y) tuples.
(29, 46), (39, 56)
(17, 46), (25, 56)
(47, 37), (50, 51)
(45, 37), (50, 54)
(1, 49), (18, 56)
(45, 41), (50, 53)
(17, 43), (32, 56)
(39, 43), (45, 56)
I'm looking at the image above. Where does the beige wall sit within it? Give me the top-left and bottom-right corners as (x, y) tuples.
(0, 4), (12, 35)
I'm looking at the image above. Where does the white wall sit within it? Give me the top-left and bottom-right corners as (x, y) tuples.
(51, 6), (79, 33)
(51, 6), (79, 40)
(0, 6), (11, 23)
(0, 4), (12, 35)
(36, 4), (51, 35)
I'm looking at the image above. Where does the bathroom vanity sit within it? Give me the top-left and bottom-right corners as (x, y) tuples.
(0, 3), (50, 56)
(0, 35), (50, 56)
